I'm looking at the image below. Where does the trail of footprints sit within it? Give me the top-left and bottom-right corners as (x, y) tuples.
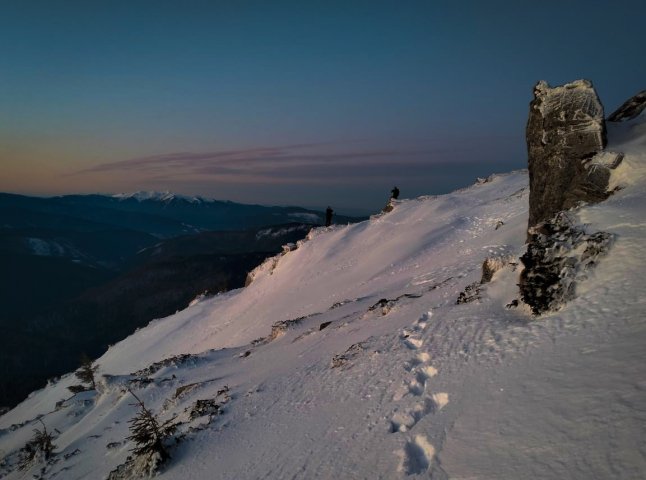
(392, 311), (449, 476)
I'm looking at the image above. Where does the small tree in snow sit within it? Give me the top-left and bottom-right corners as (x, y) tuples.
(126, 389), (177, 465)
(76, 353), (99, 389)
(19, 419), (55, 469)
(68, 354), (99, 393)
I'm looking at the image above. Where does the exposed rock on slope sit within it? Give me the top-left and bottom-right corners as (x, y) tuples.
(607, 90), (646, 122)
(456, 255), (515, 305)
(519, 213), (613, 314)
(521, 81), (637, 314)
(526, 80), (608, 230)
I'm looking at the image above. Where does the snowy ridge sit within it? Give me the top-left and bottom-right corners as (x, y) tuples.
(1, 121), (645, 478)
(113, 191), (215, 204)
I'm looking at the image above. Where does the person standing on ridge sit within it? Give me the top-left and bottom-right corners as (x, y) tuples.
(325, 206), (334, 227)
(391, 186), (400, 200)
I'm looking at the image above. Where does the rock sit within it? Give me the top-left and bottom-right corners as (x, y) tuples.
(565, 151), (624, 206)
(382, 199), (395, 213)
(607, 90), (646, 122)
(519, 213), (613, 315)
(480, 256), (512, 283)
(331, 342), (366, 368)
(506, 299), (519, 309)
(457, 255), (513, 304)
(269, 317), (304, 340)
(368, 298), (396, 315)
(131, 353), (199, 377)
(64, 448), (81, 459)
(521, 80), (625, 313)
(366, 292), (422, 316)
(526, 80), (607, 230)
(456, 282), (480, 304)
(173, 382), (203, 399)
(188, 399), (221, 420)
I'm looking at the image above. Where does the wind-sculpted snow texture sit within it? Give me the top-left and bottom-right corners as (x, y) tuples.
(1, 118), (646, 479)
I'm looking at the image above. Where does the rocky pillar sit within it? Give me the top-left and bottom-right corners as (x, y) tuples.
(526, 80), (607, 231)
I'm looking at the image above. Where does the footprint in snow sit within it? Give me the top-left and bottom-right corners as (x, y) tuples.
(416, 365), (438, 382)
(390, 397), (435, 432)
(401, 311), (432, 350)
(390, 311), (449, 439)
(407, 379), (425, 397)
(389, 392), (449, 433)
(431, 392), (449, 410)
(412, 311), (431, 332)
(413, 351), (431, 364)
(404, 337), (424, 350)
(395, 434), (436, 475)
(393, 377), (427, 401)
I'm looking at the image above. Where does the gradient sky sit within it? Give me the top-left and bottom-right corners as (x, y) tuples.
(1, 1), (645, 214)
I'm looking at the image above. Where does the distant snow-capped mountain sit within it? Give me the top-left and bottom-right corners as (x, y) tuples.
(112, 191), (215, 204)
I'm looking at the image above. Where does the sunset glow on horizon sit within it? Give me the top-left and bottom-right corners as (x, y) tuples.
(2, 1), (644, 212)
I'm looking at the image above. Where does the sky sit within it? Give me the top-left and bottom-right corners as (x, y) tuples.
(1, 0), (645, 214)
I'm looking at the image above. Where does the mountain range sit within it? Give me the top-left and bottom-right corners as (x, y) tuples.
(0, 193), (363, 408)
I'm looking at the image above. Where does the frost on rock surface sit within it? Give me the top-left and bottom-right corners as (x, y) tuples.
(526, 79), (608, 229)
(522, 80), (626, 314)
(520, 213), (613, 314)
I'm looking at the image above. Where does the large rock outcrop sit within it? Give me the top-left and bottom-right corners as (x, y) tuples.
(521, 80), (627, 315)
(607, 90), (646, 122)
(526, 80), (608, 230)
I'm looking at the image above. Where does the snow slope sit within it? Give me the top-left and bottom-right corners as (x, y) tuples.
(1, 119), (645, 479)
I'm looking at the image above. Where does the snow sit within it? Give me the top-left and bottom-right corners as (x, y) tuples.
(26, 237), (60, 256)
(25, 237), (79, 258)
(287, 212), (321, 223)
(1, 121), (645, 479)
(112, 191), (214, 204)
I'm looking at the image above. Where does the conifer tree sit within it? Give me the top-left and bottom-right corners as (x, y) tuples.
(75, 353), (99, 390)
(68, 354), (99, 393)
(126, 389), (177, 462)
(19, 419), (55, 469)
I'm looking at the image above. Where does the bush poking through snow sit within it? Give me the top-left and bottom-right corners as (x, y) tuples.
(126, 389), (177, 466)
(18, 419), (55, 470)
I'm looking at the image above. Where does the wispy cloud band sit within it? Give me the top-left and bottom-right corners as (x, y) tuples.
(72, 142), (478, 184)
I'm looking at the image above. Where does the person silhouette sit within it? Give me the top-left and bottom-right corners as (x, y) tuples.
(325, 206), (334, 227)
(391, 186), (400, 199)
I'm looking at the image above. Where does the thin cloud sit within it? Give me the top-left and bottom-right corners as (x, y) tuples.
(72, 142), (472, 185)
(74, 143), (325, 174)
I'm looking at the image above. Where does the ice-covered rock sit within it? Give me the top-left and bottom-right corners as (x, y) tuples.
(608, 90), (646, 122)
(526, 80), (607, 230)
